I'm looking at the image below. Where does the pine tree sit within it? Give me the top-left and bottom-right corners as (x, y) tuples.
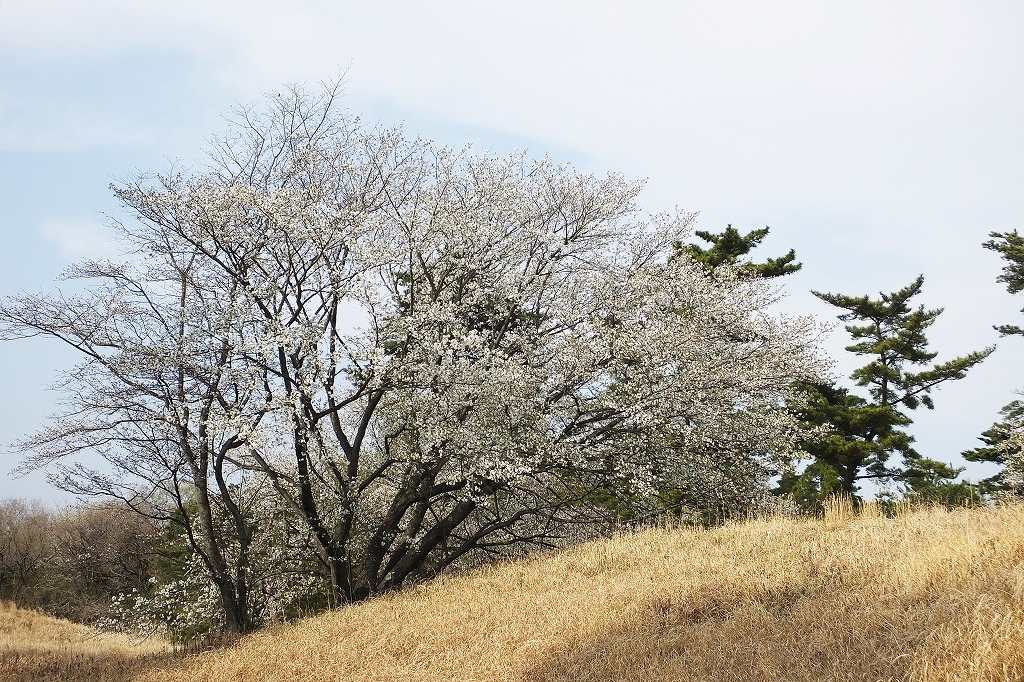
(962, 400), (1024, 496)
(679, 225), (801, 278)
(966, 231), (1024, 497)
(983, 230), (1024, 336)
(779, 276), (994, 505)
(784, 382), (915, 497)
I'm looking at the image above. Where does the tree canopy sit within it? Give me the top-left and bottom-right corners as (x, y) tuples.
(968, 230), (1024, 497)
(779, 276), (993, 504)
(681, 225), (801, 279)
(983, 230), (1024, 336)
(0, 81), (827, 629)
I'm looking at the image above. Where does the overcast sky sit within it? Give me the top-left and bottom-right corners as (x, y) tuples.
(2, 1), (1023, 503)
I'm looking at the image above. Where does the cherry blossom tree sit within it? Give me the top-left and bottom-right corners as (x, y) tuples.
(2, 81), (827, 616)
(0, 247), (291, 632)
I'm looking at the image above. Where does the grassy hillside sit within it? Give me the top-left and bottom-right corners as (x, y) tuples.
(10, 504), (1024, 681)
(128, 503), (1024, 682)
(0, 602), (168, 682)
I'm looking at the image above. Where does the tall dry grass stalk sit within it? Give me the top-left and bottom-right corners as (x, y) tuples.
(822, 493), (856, 523)
(0, 602), (169, 682)
(856, 498), (882, 520)
(17, 504), (1024, 681)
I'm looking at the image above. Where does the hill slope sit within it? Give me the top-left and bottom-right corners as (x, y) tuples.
(135, 505), (1024, 681)
(0, 602), (168, 682)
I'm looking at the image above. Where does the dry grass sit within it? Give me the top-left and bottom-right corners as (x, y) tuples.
(141, 504), (1024, 682)
(18, 504), (1024, 681)
(0, 601), (170, 682)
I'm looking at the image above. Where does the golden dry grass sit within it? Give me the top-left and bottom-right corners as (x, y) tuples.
(0, 601), (170, 682)
(20, 504), (1024, 681)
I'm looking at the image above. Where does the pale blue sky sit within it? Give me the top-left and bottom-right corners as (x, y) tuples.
(2, 1), (1023, 503)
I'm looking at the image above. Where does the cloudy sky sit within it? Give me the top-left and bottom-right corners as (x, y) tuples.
(2, 1), (1023, 502)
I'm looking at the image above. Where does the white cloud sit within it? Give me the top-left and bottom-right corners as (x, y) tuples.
(3, 1), (1022, 172)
